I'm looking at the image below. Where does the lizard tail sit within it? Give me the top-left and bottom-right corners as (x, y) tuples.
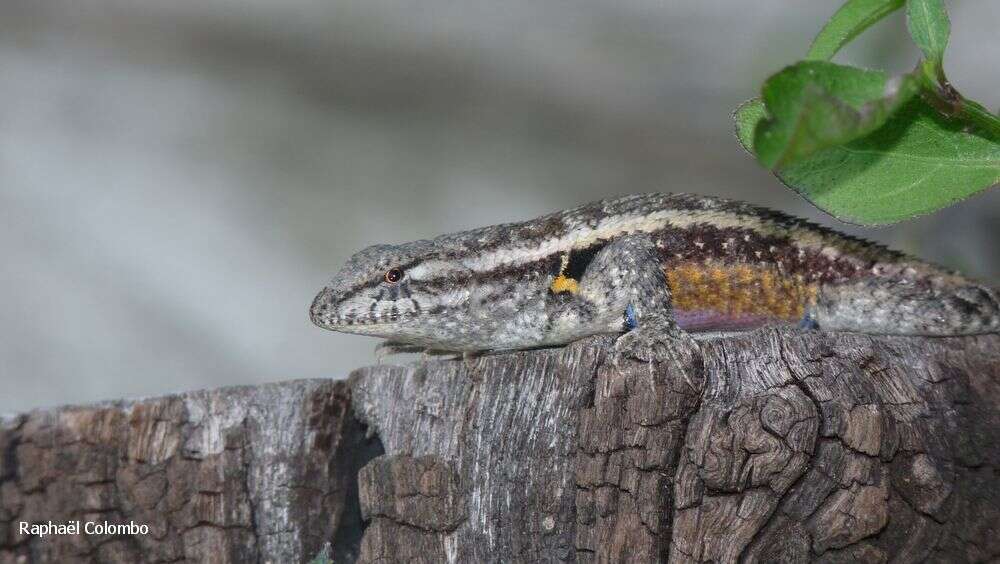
(812, 277), (1000, 337)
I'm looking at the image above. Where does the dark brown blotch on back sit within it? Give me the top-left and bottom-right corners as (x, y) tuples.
(654, 225), (873, 284)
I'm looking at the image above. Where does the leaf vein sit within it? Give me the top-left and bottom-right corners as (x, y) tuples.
(837, 146), (999, 167)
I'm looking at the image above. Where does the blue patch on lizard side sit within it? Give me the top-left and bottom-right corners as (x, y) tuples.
(623, 303), (638, 330)
(798, 312), (819, 330)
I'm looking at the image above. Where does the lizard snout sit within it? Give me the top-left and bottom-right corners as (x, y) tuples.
(309, 287), (336, 328)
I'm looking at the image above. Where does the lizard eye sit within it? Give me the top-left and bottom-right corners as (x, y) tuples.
(384, 268), (404, 284)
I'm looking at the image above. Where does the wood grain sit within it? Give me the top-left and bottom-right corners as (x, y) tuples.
(351, 330), (1000, 563)
(2, 329), (998, 562)
(0, 380), (382, 563)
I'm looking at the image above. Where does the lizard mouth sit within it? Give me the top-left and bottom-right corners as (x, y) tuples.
(310, 289), (431, 331)
(312, 311), (420, 338)
(333, 304), (431, 328)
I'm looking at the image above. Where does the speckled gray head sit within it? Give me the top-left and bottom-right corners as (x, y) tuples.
(308, 220), (594, 352)
(312, 242), (436, 329)
(309, 238), (514, 349)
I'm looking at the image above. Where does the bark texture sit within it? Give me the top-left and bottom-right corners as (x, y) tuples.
(2, 329), (999, 563)
(0, 380), (382, 563)
(351, 329), (1000, 563)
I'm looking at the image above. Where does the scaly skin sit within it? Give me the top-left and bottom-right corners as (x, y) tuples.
(310, 193), (999, 354)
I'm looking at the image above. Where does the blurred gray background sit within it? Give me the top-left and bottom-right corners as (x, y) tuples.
(2, 0), (997, 413)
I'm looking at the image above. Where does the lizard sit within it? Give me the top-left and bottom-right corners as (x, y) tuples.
(309, 193), (999, 361)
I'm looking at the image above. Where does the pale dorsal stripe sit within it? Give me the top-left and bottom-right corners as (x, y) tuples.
(460, 209), (852, 273)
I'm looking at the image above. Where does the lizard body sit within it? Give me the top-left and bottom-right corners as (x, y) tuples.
(310, 193), (999, 354)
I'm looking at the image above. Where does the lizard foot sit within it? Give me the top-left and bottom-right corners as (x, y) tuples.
(375, 341), (426, 361)
(612, 314), (700, 366)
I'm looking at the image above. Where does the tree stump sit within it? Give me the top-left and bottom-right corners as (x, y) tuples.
(0, 380), (382, 563)
(2, 329), (999, 562)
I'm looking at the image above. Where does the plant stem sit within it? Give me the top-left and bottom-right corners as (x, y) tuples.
(915, 63), (1000, 142)
(956, 98), (1000, 141)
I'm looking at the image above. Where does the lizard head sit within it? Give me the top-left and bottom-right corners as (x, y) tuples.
(309, 241), (478, 345)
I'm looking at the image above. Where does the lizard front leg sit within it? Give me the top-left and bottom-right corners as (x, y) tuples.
(576, 233), (697, 363)
(374, 340), (426, 359)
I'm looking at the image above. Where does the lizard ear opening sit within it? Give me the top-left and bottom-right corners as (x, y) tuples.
(384, 268), (404, 284)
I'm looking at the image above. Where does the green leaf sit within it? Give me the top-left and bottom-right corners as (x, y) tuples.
(776, 97), (1000, 225)
(806, 0), (905, 61)
(958, 98), (1000, 141)
(733, 98), (765, 154)
(753, 61), (920, 169)
(906, 0), (950, 69)
(734, 0), (998, 225)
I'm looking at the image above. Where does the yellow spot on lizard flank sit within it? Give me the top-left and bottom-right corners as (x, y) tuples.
(551, 274), (579, 294)
(550, 252), (579, 294)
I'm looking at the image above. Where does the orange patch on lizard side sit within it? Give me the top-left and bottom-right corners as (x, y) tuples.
(665, 262), (818, 321)
(550, 274), (580, 294)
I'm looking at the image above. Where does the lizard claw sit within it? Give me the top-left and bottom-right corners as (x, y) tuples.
(614, 329), (668, 363)
(612, 319), (703, 393)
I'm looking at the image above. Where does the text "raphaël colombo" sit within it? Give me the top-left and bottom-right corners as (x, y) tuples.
(20, 520), (150, 537)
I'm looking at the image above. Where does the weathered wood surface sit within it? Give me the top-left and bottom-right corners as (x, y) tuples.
(0, 380), (382, 563)
(351, 329), (1000, 563)
(2, 329), (999, 563)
